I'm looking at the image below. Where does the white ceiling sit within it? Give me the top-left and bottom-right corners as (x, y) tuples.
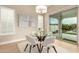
(2, 5), (51, 15)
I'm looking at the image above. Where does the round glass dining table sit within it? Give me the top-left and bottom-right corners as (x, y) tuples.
(36, 34), (47, 53)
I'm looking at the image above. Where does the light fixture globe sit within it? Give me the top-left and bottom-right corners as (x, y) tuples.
(36, 5), (47, 14)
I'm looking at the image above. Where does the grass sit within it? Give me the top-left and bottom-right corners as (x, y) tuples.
(65, 32), (77, 35)
(58, 38), (77, 45)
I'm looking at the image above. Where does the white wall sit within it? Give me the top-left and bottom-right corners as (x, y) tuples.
(0, 5), (38, 43)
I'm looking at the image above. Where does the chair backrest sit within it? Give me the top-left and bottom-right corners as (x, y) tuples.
(26, 35), (37, 45)
(43, 36), (55, 47)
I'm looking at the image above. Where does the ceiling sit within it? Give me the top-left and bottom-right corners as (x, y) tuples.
(1, 5), (51, 15)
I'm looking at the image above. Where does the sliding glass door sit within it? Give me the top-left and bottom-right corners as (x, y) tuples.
(49, 8), (78, 44)
(49, 14), (60, 39)
(61, 8), (77, 44)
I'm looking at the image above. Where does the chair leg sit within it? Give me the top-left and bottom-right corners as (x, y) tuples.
(41, 46), (43, 53)
(47, 47), (50, 53)
(33, 45), (36, 48)
(36, 44), (40, 52)
(29, 45), (32, 53)
(24, 44), (28, 51)
(52, 46), (57, 53)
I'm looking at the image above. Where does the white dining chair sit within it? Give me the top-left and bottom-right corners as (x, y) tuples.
(24, 35), (40, 53)
(42, 36), (57, 53)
